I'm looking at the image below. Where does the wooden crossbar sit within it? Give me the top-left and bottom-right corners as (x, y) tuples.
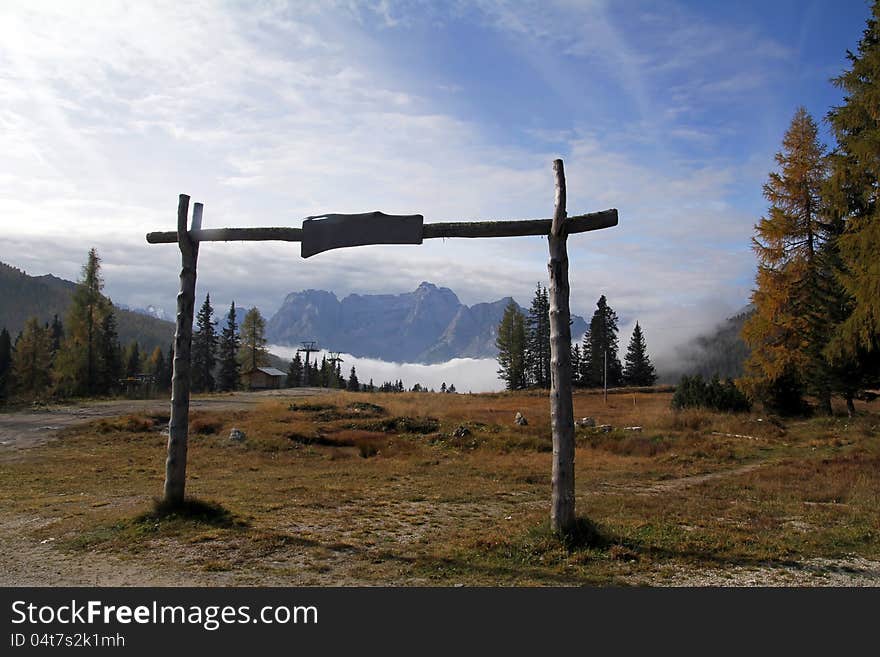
(151, 161), (619, 536)
(145, 209), (618, 244)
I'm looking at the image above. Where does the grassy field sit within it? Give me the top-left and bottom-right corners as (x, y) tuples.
(0, 389), (878, 585)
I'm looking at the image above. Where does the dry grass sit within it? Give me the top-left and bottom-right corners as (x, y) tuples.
(0, 389), (877, 585)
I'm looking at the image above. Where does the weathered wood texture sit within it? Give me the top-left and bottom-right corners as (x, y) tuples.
(144, 209), (617, 245)
(164, 196), (201, 504)
(548, 159), (576, 534)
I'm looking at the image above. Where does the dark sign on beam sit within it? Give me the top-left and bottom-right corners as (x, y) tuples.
(301, 211), (424, 258)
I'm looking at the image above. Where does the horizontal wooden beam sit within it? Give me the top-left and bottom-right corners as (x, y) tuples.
(146, 208), (617, 245)
(422, 209), (617, 239)
(146, 226), (304, 244)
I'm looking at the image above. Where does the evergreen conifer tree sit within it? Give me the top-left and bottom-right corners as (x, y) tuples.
(582, 295), (622, 388)
(622, 322), (657, 386)
(12, 317), (53, 398)
(525, 284), (551, 388)
(318, 355), (328, 387)
(49, 315), (64, 356)
(580, 328), (592, 385)
(124, 341), (141, 378)
(495, 300), (527, 390)
(570, 343), (582, 386)
(192, 293), (218, 393)
(824, 3), (880, 408)
(347, 366), (359, 391)
(287, 352), (303, 388)
(97, 309), (121, 394)
(218, 302), (241, 391)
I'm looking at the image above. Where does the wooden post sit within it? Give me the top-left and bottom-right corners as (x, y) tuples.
(547, 159), (576, 534)
(164, 195), (201, 505)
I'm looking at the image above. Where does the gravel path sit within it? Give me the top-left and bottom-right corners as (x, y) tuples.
(0, 389), (330, 452)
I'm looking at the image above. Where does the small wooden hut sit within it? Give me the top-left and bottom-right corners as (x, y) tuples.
(242, 366), (286, 390)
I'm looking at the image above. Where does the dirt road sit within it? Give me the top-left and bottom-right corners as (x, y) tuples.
(0, 388), (332, 452)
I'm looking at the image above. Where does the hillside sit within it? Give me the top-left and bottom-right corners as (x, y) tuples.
(663, 308), (752, 382)
(266, 282), (588, 364)
(0, 261), (175, 354)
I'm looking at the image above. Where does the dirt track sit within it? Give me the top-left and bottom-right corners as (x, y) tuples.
(0, 389), (331, 452)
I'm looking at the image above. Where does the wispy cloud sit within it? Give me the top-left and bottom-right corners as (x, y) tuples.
(0, 0), (817, 381)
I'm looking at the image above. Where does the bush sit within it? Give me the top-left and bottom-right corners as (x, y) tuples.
(672, 375), (750, 413)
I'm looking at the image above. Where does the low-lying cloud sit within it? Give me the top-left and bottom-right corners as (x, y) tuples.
(268, 346), (502, 393)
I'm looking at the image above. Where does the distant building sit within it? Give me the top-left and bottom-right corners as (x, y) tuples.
(242, 367), (286, 390)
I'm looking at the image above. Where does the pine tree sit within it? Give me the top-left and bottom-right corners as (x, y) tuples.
(570, 343), (582, 387)
(580, 328), (592, 385)
(495, 300), (527, 390)
(191, 294), (218, 393)
(287, 352), (303, 388)
(317, 355), (327, 387)
(97, 309), (121, 394)
(11, 317), (53, 398)
(238, 307), (269, 372)
(824, 3), (880, 406)
(582, 295), (622, 388)
(0, 328), (12, 402)
(218, 302), (241, 392)
(49, 315), (64, 356)
(622, 322), (657, 387)
(525, 284), (551, 388)
(55, 249), (111, 395)
(347, 366), (360, 392)
(741, 108), (832, 414)
(124, 341), (141, 378)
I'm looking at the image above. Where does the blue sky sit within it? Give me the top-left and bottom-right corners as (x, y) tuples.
(0, 0), (872, 373)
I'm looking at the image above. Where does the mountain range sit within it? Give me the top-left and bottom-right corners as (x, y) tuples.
(266, 281), (588, 364)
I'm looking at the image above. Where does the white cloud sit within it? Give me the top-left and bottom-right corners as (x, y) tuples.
(268, 345), (501, 392)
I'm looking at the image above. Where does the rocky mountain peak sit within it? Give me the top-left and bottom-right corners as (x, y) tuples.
(265, 282), (587, 364)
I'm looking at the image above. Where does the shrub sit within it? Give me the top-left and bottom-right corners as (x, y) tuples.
(189, 417), (221, 435)
(94, 415), (155, 433)
(357, 442), (379, 458)
(672, 375), (750, 413)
